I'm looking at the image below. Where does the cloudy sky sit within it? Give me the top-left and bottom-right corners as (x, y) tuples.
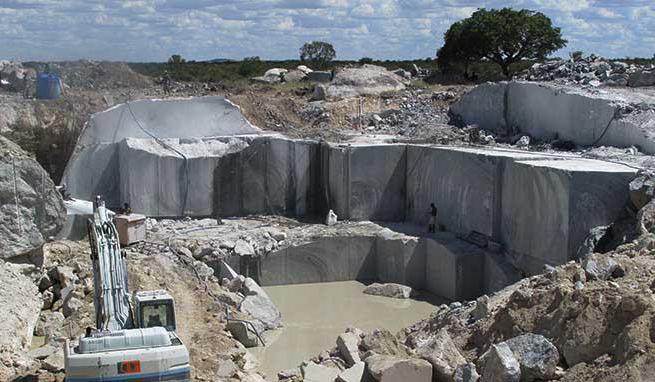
(0, 0), (653, 62)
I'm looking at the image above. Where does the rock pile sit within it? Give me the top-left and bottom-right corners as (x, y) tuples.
(0, 60), (35, 92)
(0, 136), (66, 259)
(523, 54), (655, 87)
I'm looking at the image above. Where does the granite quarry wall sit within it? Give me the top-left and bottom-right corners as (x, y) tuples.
(62, 97), (639, 288)
(450, 81), (655, 154)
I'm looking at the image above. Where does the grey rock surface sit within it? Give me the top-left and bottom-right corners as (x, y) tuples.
(336, 361), (365, 382)
(301, 361), (339, 382)
(0, 136), (65, 258)
(583, 254), (620, 281)
(366, 354), (432, 382)
(478, 343), (521, 382)
(504, 334), (559, 381)
(337, 332), (361, 366)
(227, 321), (259, 348)
(239, 277), (282, 331)
(363, 282), (413, 299)
(307, 71), (332, 83)
(0, 261), (41, 355)
(327, 65), (406, 99)
(416, 328), (466, 382)
(361, 329), (412, 358)
(451, 81), (655, 154)
(454, 363), (480, 382)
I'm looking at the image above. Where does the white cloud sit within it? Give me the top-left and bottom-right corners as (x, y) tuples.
(0, 0), (651, 61)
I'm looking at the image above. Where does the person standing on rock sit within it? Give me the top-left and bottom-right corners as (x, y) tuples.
(429, 203), (438, 233)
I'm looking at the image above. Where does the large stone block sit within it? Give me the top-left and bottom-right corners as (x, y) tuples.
(501, 158), (636, 273)
(376, 235), (425, 289)
(424, 233), (485, 301)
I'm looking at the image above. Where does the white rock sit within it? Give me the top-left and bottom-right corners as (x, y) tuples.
(416, 328), (466, 381)
(337, 332), (361, 366)
(239, 277), (282, 331)
(363, 283), (412, 299)
(0, 261), (41, 353)
(234, 239), (255, 256)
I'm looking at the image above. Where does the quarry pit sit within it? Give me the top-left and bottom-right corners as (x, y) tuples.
(51, 85), (652, 378)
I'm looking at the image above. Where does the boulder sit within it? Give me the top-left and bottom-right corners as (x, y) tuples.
(361, 329), (412, 358)
(583, 254), (620, 281)
(239, 277), (282, 331)
(0, 261), (41, 354)
(0, 136), (66, 258)
(55, 266), (78, 288)
(416, 328), (466, 381)
(363, 283), (413, 299)
(311, 84), (327, 101)
(327, 65), (406, 99)
(454, 363), (480, 382)
(478, 343), (521, 382)
(471, 295), (491, 321)
(264, 68), (288, 77)
(62, 296), (83, 318)
(301, 361), (340, 382)
(308, 71), (333, 83)
(297, 65), (313, 74)
(283, 70), (308, 82)
(604, 73), (629, 87)
(234, 239), (255, 256)
(366, 354), (432, 382)
(628, 70), (655, 87)
(337, 332), (361, 366)
(337, 361), (365, 382)
(504, 334), (559, 381)
(41, 348), (65, 372)
(630, 173), (655, 210)
(34, 311), (65, 342)
(227, 321), (259, 348)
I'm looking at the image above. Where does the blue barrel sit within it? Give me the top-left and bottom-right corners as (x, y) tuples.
(36, 72), (62, 99)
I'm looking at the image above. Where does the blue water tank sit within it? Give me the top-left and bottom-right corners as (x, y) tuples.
(36, 72), (62, 100)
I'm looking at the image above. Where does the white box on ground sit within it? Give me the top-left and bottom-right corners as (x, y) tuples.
(114, 214), (146, 246)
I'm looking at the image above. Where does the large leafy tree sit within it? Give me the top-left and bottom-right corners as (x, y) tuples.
(299, 41), (336, 64)
(437, 8), (567, 77)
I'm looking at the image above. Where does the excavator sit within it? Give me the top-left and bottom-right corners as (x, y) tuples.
(64, 196), (191, 381)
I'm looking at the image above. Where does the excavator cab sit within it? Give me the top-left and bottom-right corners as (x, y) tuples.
(134, 290), (178, 332)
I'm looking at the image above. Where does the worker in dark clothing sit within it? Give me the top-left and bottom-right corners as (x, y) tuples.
(429, 203), (438, 233)
(119, 203), (132, 215)
(162, 71), (171, 95)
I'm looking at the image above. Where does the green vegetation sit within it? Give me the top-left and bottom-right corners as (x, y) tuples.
(438, 8), (567, 77)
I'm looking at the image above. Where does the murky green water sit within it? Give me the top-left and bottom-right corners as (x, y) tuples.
(251, 280), (444, 378)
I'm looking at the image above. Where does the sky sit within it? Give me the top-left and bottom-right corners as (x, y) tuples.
(0, 0), (653, 62)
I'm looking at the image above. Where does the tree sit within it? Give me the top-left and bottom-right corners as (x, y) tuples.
(168, 54), (186, 65)
(359, 57), (374, 64)
(437, 8), (567, 77)
(299, 41), (336, 64)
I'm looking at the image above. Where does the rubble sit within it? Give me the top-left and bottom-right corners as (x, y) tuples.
(522, 55), (655, 88)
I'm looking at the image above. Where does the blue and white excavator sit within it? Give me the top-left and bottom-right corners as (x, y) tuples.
(64, 196), (191, 381)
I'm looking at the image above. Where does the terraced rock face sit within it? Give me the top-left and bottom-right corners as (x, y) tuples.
(450, 81), (655, 154)
(0, 136), (65, 258)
